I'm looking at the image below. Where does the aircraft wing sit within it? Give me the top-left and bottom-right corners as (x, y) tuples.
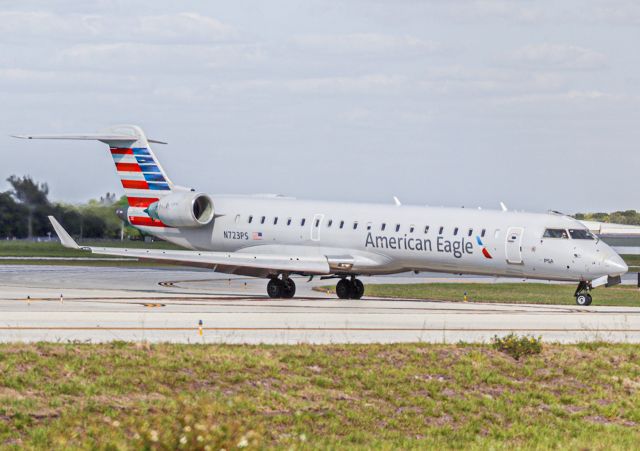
(48, 216), (330, 277)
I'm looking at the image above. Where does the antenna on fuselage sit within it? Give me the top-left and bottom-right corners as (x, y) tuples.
(393, 196), (402, 206)
(500, 202), (508, 212)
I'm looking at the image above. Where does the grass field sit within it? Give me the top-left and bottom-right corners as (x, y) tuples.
(624, 254), (640, 270)
(0, 343), (639, 449)
(318, 283), (640, 307)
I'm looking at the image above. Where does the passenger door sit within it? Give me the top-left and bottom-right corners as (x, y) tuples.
(505, 227), (524, 264)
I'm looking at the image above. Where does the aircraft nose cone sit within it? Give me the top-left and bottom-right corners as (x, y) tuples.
(604, 253), (628, 275)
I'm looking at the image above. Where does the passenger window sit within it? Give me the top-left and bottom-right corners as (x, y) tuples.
(543, 228), (569, 239)
(481, 229), (486, 237)
(409, 225), (415, 233)
(327, 219), (333, 228)
(569, 229), (595, 240)
(261, 216), (266, 224)
(439, 226), (444, 235)
(467, 228), (473, 237)
(367, 222), (372, 230)
(353, 222), (358, 230)
(339, 220), (344, 229)
(453, 227), (458, 236)
(424, 226), (429, 234)
(273, 217), (278, 225)
(381, 223), (386, 231)
(287, 218), (292, 226)
(248, 215), (253, 224)
(395, 224), (400, 232)
(301, 218), (306, 226)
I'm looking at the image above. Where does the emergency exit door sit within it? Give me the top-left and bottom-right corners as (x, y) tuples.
(505, 227), (524, 264)
(311, 214), (324, 241)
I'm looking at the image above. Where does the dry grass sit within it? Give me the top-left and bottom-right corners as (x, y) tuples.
(0, 342), (639, 449)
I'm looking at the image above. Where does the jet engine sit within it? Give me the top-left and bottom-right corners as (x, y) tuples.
(146, 192), (214, 228)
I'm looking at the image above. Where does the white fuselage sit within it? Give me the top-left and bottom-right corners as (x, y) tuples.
(138, 195), (627, 282)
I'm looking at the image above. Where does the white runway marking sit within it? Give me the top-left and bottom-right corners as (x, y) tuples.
(0, 265), (639, 344)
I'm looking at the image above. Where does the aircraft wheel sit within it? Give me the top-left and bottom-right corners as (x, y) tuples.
(336, 279), (352, 299)
(267, 279), (283, 298)
(352, 279), (365, 299)
(576, 293), (592, 306)
(282, 278), (296, 298)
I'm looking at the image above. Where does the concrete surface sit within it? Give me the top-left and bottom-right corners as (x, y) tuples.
(0, 265), (639, 344)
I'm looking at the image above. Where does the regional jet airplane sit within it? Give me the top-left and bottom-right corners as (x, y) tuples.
(14, 125), (628, 305)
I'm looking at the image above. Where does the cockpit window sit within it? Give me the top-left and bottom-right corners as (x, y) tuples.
(543, 228), (568, 239)
(568, 229), (595, 240)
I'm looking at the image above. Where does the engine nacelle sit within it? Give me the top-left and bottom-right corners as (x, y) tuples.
(147, 192), (214, 228)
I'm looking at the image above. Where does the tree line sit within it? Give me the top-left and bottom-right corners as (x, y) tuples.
(574, 210), (640, 226)
(0, 175), (638, 241)
(0, 175), (141, 240)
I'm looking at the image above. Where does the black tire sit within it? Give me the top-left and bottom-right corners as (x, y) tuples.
(282, 278), (296, 298)
(336, 279), (352, 299)
(576, 293), (592, 306)
(584, 294), (592, 306)
(351, 279), (365, 299)
(267, 279), (283, 298)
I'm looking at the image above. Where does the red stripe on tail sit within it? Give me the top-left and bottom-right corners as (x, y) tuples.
(116, 162), (141, 172)
(129, 216), (167, 227)
(110, 148), (133, 155)
(127, 197), (159, 207)
(121, 180), (149, 189)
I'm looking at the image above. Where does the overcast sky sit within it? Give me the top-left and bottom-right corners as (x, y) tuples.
(1, 0), (639, 213)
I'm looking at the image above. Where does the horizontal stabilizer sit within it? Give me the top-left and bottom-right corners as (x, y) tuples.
(12, 134), (167, 144)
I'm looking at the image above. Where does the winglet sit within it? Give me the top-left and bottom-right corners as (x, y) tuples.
(48, 216), (81, 250)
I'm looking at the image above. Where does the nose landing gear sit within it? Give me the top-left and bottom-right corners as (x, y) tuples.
(336, 277), (365, 299)
(574, 281), (592, 306)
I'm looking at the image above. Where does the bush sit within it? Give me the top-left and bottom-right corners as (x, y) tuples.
(491, 333), (542, 360)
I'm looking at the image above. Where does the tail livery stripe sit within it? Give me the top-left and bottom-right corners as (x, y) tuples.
(107, 132), (173, 229)
(143, 173), (166, 182)
(139, 164), (161, 173)
(111, 148), (134, 155)
(128, 216), (167, 227)
(127, 197), (160, 208)
(148, 182), (171, 191)
(122, 180), (149, 190)
(116, 162), (142, 172)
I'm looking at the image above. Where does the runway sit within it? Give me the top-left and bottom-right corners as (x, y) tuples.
(1, 265), (639, 344)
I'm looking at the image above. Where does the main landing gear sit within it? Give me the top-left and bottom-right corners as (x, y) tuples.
(336, 277), (365, 300)
(267, 277), (296, 298)
(574, 281), (592, 306)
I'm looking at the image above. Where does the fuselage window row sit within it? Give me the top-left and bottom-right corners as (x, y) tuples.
(238, 217), (489, 242)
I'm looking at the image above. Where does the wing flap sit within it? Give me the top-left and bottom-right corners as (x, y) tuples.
(86, 246), (331, 274)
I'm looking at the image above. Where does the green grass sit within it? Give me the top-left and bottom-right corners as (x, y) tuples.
(318, 283), (640, 307)
(0, 342), (639, 449)
(623, 254), (640, 270)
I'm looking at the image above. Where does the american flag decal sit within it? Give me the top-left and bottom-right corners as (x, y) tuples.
(252, 232), (263, 240)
